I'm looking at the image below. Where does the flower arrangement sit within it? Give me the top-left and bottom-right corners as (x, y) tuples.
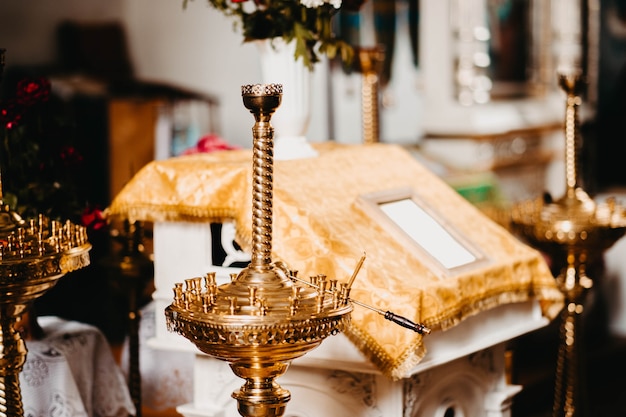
(184, 0), (364, 69)
(0, 75), (94, 224)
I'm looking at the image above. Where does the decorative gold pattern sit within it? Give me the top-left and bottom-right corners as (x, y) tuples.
(241, 83), (283, 96)
(167, 308), (349, 348)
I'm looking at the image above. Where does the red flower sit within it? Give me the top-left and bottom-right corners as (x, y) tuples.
(16, 77), (51, 106)
(81, 206), (108, 231)
(181, 134), (240, 155)
(0, 99), (23, 129)
(59, 145), (84, 167)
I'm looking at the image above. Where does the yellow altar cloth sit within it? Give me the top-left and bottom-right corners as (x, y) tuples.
(107, 142), (563, 380)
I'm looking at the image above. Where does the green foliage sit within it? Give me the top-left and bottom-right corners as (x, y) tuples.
(185, 0), (354, 70)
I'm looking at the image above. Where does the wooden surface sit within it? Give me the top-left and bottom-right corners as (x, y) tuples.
(108, 98), (163, 202)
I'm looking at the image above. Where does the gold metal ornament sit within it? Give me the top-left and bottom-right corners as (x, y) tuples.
(356, 46), (385, 144)
(165, 83), (430, 417)
(165, 84), (353, 417)
(0, 207), (91, 417)
(510, 72), (626, 417)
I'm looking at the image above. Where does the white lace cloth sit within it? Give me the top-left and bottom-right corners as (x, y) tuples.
(121, 301), (194, 411)
(21, 316), (136, 417)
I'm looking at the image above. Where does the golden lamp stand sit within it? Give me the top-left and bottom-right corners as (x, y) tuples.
(510, 73), (626, 417)
(165, 83), (429, 417)
(0, 205), (91, 417)
(165, 84), (353, 417)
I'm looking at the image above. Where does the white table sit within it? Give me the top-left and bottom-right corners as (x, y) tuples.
(21, 316), (136, 417)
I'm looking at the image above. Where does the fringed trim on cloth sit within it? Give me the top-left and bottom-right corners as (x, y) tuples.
(345, 285), (563, 381)
(532, 285), (566, 320)
(424, 286), (562, 334)
(104, 204), (240, 226)
(344, 323), (425, 382)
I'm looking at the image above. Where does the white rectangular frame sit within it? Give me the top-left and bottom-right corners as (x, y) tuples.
(356, 187), (490, 277)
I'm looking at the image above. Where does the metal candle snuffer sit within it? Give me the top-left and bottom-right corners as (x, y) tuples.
(165, 83), (430, 417)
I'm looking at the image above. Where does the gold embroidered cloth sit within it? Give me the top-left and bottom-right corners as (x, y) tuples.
(108, 142), (563, 379)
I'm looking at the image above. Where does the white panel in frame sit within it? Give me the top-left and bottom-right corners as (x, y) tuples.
(356, 188), (490, 277)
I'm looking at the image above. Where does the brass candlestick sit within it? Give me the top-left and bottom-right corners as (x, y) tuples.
(510, 73), (626, 417)
(356, 46), (385, 144)
(165, 84), (353, 417)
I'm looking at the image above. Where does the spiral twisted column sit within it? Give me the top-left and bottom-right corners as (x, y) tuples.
(356, 46), (385, 145)
(247, 84), (280, 272)
(559, 74), (585, 198)
(0, 376), (23, 417)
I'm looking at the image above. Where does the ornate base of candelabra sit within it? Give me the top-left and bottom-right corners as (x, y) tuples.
(167, 264), (352, 417)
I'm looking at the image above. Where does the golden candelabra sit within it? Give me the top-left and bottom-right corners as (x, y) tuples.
(0, 206), (91, 417)
(165, 84), (353, 417)
(165, 83), (430, 417)
(510, 73), (626, 417)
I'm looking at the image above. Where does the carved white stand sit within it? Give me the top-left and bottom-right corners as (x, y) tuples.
(150, 221), (548, 417)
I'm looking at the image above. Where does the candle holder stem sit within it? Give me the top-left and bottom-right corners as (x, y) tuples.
(552, 251), (591, 417)
(0, 307), (27, 417)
